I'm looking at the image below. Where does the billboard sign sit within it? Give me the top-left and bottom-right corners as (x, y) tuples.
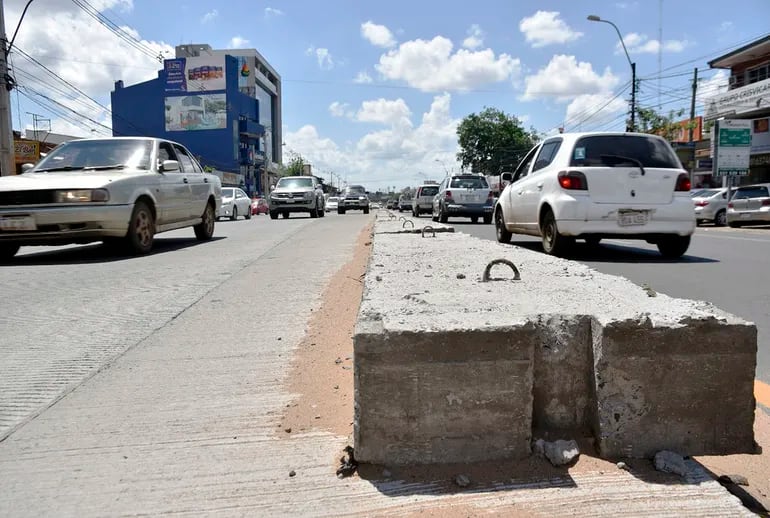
(714, 119), (751, 177)
(705, 77), (770, 120)
(164, 56), (226, 93)
(14, 140), (40, 163)
(164, 93), (228, 132)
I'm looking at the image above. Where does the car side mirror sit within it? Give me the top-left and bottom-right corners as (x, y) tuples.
(20, 163), (35, 174)
(501, 172), (513, 183)
(160, 160), (180, 172)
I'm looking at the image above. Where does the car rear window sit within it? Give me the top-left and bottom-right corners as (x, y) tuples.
(449, 176), (489, 189)
(734, 186), (770, 199)
(419, 186), (439, 196)
(569, 135), (682, 169)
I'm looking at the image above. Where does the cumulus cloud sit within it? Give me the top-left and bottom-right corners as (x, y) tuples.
(328, 101), (352, 118)
(618, 33), (691, 54)
(230, 36), (251, 48)
(564, 92), (629, 130)
(462, 24), (484, 50)
(355, 98), (412, 127)
(519, 11), (583, 48)
(306, 46), (335, 70)
(523, 55), (620, 101)
(354, 70), (373, 84)
(361, 21), (397, 48)
(375, 36), (520, 92)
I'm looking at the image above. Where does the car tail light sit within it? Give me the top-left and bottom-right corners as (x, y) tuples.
(762, 199), (770, 207)
(695, 200), (709, 207)
(557, 171), (588, 190)
(675, 173), (691, 192)
(445, 190), (453, 201)
(728, 202), (734, 209)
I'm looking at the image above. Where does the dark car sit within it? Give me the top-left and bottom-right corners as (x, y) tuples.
(338, 185), (370, 214)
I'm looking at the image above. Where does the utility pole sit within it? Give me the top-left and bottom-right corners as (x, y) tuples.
(688, 67), (698, 185)
(0, 0), (16, 176)
(629, 62), (637, 132)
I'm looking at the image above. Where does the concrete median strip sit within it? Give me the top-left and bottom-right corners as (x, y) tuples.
(355, 219), (758, 465)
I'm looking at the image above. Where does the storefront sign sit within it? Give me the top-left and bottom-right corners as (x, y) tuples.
(705, 76), (770, 120)
(750, 153), (770, 167)
(752, 117), (770, 155)
(715, 119), (751, 176)
(14, 140), (39, 163)
(164, 58), (187, 92)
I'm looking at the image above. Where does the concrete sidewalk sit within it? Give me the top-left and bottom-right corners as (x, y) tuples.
(0, 215), (759, 517)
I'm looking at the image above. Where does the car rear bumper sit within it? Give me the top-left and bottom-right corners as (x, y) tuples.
(445, 203), (493, 216)
(0, 204), (132, 244)
(727, 208), (770, 224)
(555, 199), (695, 237)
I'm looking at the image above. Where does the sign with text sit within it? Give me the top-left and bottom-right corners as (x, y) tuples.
(14, 140), (40, 163)
(715, 119), (751, 177)
(164, 56), (226, 93)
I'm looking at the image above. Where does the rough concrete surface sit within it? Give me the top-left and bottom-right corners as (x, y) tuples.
(355, 218), (757, 463)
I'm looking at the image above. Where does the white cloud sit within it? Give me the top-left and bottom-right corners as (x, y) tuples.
(264, 7), (284, 17)
(230, 36), (251, 48)
(519, 11), (583, 48)
(524, 55), (619, 101)
(284, 94), (461, 190)
(201, 9), (218, 23)
(618, 33), (691, 54)
(361, 21), (397, 48)
(462, 24), (484, 50)
(698, 70), (729, 107)
(306, 46), (335, 70)
(328, 101), (352, 118)
(4, 0), (173, 136)
(564, 92), (628, 130)
(375, 36), (521, 92)
(354, 70), (373, 84)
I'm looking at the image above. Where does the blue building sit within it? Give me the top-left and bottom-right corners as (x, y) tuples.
(111, 52), (270, 194)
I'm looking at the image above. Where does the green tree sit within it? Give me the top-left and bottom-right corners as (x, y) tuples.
(456, 107), (539, 175)
(635, 107), (694, 142)
(284, 151), (306, 176)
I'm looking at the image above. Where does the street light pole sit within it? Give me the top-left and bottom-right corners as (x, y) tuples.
(587, 15), (636, 132)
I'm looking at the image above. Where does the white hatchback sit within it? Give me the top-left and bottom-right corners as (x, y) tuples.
(494, 132), (696, 258)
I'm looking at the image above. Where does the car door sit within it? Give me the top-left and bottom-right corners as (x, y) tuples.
(172, 144), (199, 220)
(506, 145), (539, 229)
(235, 188), (250, 215)
(519, 139), (562, 230)
(748, 186), (769, 213)
(179, 146), (210, 219)
(156, 141), (188, 223)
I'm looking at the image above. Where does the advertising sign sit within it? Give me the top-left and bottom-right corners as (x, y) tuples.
(14, 140), (40, 163)
(164, 56), (226, 93)
(164, 93), (228, 132)
(705, 77), (770, 120)
(752, 117), (770, 155)
(715, 119), (751, 176)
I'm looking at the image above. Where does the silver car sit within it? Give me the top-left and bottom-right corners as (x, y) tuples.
(693, 187), (732, 227)
(431, 174), (494, 224)
(220, 187), (252, 220)
(727, 183), (770, 227)
(268, 176), (326, 219)
(412, 183), (439, 216)
(0, 137), (222, 259)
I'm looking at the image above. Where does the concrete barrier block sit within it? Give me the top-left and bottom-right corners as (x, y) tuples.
(354, 319), (535, 464)
(592, 316), (757, 458)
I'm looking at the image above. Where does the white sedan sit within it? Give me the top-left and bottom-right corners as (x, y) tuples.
(220, 187), (252, 220)
(494, 132), (696, 258)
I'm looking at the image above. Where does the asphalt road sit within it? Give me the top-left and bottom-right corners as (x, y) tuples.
(0, 210), (368, 441)
(436, 214), (770, 385)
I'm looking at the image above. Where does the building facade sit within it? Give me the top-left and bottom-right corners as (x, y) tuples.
(706, 35), (770, 186)
(111, 44), (282, 195)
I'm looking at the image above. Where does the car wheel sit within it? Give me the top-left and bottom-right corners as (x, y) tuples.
(245, 207), (252, 220)
(194, 202), (216, 241)
(438, 204), (448, 223)
(657, 236), (690, 258)
(0, 244), (20, 261)
(471, 216), (479, 224)
(714, 209), (727, 227)
(282, 212), (289, 219)
(363, 206), (370, 215)
(125, 200), (155, 254)
(310, 203), (319, 218)
(431, 209), (438, 222)
(269, 211), (278, 220)
(541, 209), (572, 256)
(584, 237), (601, 247)
(231, 206), (238, 221)
(483, 214), (492, 224)
(494, 208), (511, 244)
(338, 208), (346, 215)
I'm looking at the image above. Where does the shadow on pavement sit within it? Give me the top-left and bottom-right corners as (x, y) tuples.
(2, 236), (226, 266)
(503, 239), (719, 264)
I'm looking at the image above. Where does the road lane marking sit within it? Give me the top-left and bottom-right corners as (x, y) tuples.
(756, 380), (770, 408)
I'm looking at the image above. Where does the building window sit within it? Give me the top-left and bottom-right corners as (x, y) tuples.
(747, 63), (769, 85)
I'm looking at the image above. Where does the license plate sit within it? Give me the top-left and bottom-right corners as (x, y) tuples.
(618, 211), (648, 226)
(285, 199), (295, 203)
(740, 213), (751, 219)
(0, 215), (36, 231)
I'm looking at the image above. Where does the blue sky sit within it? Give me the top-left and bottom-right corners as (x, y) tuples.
(5, 0), (770, 189)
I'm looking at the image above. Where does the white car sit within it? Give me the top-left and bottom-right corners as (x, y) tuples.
(326, 196), (340, 211)
(0, 137), (222, 259)
(220, 187), (252, 220)
(494, 132), (696, 258)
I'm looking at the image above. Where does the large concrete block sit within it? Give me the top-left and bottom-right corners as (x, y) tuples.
(354, 318), (535, 464)
(592, 316), (758, 458)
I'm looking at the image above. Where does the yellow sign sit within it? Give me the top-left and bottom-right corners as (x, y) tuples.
(14, 140), (40, 164)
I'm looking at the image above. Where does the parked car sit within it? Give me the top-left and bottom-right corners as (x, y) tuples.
(268, 176), (326, 219)
(386, 199), (398, 209)
(338, 185), (370, 214)
(431, 174), (494, 224)
(493, 132), (695, 258)
(220, 187), (252, 220)
(0, 137), (221, 259)
(692, 187), (733, 226)
(727, 183), (770, 227)
(398, 194), (412, 212)
(412, 182), (440, 217)
(251, 197), (269, 215)
(326, 196), (340, 211)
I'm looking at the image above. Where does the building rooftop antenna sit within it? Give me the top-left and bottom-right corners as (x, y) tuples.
(658, 0), (663, 110)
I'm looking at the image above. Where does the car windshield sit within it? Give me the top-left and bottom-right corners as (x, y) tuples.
(420, 186), (439, 196)
(450, 176), (489, 189)
(35, 139), (153, 171)
(277, 177), (313, 188)
(222, 188), (235, 197)
(570, 135), (681, 169)
(346, 186), (366, 194)
(734, 186), (770, 199)
(695, 189), (721, 198)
